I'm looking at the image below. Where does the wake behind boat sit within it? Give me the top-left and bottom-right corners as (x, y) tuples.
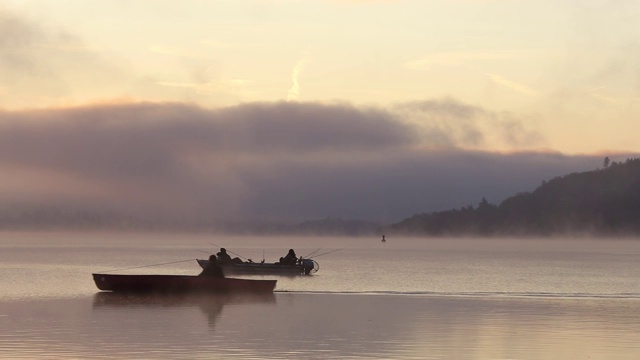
(92, 273), (276, 293)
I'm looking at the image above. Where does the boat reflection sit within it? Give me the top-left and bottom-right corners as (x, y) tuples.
(93, 291), (276, 328)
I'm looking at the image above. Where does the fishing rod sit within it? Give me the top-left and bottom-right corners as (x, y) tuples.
(303, 248), (321, 258)
(100, 258), (197, 273)
(208, 242), (250, 261)
(309, 248), (343, 259)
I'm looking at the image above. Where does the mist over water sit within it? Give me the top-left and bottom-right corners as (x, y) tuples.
(4, 232), (640, 298)
(2, 232), (640, 359)
(0, 101), (617, 225)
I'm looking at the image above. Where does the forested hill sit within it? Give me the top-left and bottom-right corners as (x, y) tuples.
(386, 158), (640, 236)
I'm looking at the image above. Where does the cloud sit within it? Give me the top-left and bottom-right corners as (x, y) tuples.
(486, 73), (538, 96)
(405, 51), (528, 71)
(287, 59), (306, 102)
(0, 99), (613, 226)
(391, 98), (544, 149)
(0, 9), (127, 109)
(0, 101), (417, 221)
(156, 79), (250, 96)
(0, 9), (46, 73)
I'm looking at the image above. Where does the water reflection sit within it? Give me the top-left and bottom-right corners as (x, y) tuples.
(3, 293), (640, 359)
(92, 291), (276, 329)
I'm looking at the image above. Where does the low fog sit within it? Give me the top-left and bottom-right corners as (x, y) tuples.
(0, 101), (614, 227)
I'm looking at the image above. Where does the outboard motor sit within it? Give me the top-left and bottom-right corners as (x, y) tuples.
(301, 259), (317, 275)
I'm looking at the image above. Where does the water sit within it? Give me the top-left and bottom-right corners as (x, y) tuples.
(2, 232), (640, 359)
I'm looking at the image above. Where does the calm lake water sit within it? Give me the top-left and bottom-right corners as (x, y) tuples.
(2, 232), (640, 359)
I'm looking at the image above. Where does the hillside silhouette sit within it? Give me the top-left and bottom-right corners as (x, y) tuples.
(386, 158), (640, 236)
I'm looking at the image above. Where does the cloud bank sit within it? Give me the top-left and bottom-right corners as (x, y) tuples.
(0, 99), (618, 227)
(0, 9), (129, 109)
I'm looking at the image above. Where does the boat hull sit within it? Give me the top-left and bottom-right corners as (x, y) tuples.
(197, 259), (316, 275)
(92, 273), (276, 293)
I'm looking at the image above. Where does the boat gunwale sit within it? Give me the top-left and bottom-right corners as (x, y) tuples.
(92, 273), (277, 293)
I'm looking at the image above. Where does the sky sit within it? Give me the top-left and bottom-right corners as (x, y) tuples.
(1, 0), (639, 225)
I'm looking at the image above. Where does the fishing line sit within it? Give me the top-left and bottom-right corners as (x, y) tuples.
(309, 248), (343, 259)
(303, 248), (321, 258)
(100, 258), (197, 273)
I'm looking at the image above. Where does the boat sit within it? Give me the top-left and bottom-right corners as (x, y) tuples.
(196, 258), (319, 275)
(92, 273), (277, 293)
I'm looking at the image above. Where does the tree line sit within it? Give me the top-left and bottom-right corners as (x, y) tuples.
(385, 158), (640, 236)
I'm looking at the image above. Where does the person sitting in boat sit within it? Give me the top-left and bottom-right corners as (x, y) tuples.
(217, 248), (232, 263)
(278, 249), (298, 266)
(216, 248), (243, 264)
(199, 255), (225, 278)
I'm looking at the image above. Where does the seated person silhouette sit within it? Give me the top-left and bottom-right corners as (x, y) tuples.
(216, 248), (244, 264)
(279, 249), (298, 266)
(199, 255), (225, 278)
(217, 248), (233, 263)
